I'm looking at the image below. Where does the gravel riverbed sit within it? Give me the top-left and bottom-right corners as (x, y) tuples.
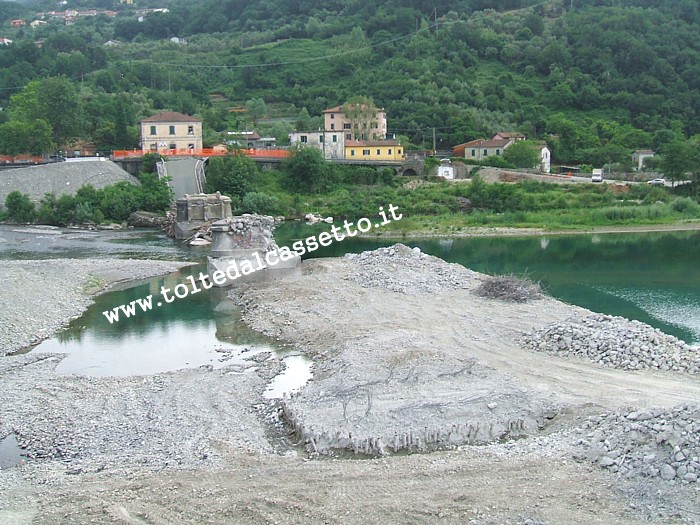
(2, 245), (700, 524)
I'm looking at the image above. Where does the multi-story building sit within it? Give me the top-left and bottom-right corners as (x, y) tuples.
(139, 111), (203, 152)
(345, 140), (403, 162)
(322, 104), (387, 141)
(288, 131), (345, 160)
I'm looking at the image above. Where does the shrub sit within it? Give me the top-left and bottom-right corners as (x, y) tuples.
(669, 197), (699, 214)
(4, 191), (35, 223)
(74, 202), (94, 223)
(100, 182), (142, 221)
(240, 192), (279, 215)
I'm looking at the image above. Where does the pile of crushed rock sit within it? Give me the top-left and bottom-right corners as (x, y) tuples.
(574, 405), (700, 484)
(521, 314), (700, 375)
(344, 244), (477, 294)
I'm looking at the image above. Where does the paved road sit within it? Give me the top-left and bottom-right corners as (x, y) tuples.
(163, 157), (200, 199)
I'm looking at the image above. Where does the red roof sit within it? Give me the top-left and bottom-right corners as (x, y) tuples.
(455, 138), (511, 149)
(141, 111), (202, 123)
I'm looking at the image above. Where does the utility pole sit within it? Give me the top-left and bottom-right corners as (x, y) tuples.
(432, 127), (436, 155)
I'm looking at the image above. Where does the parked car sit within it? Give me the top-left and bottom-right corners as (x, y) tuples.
(647, 178), (666, 185)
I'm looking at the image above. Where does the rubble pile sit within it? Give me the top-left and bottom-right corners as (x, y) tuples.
(575, 405), (700, 484)
(522, 314), (700, 375)
(344, 244), (477, 294)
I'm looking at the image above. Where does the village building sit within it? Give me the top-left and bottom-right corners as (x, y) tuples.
(289, 131), (345, 160)
(226, 131), (276, 149)
(453, 138), (514, 160)
(492, 131), (526, 142)
(0, 37), (12, 45)
(345, 140), (403, 162)
(534, 143), (551, 174)
(289, 102), (400, 161)
(323, 104), (387, 141)
(139, 111), (203, 152)
(632, 149), (656, 170)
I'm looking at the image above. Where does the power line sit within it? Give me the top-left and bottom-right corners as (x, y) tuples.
(0, 0), (553, 93)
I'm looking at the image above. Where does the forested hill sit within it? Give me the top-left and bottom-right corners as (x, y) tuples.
(1, 0), (700, 166)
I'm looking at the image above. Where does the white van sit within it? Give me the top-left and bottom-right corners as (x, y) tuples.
(591, 169), (603, 182)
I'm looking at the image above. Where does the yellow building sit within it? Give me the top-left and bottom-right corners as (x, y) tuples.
(345, 140), (403, 161)
(139, 111), (203, 152)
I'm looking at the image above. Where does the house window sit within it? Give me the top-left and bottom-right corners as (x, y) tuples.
(187, 125), (194, 135)
(345, 133), (352, 140)
(363, 149), (370, 155)
(169, 125), (175, 135)
(343, 123), (351, 129)
(398, 149), (402, 155)
(300, 135), (307, 143)
(332, 135), (337, 143)
(471, 149), (476, 157)
(350, 150), (355, 156)
(150, 125), (156, 135)
(330, 123), (335, 130)
(388, 149), (392, 155)
(319, 135), (324, 143)
(372, 133), (377, 139)
(483, 149), (488, 156)
(330, 113), (334, 119)
(169, 143), (176, 150)
(376, 149), (381, 155)
(496, 149), (500, 156)
(188, 144), (194, 149)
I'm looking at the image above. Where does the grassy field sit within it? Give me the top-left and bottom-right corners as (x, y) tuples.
(241, 166), (700, 235)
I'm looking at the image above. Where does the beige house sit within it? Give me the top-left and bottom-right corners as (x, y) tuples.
(322, 104), (387, 141)
(139, 111), (202, 152)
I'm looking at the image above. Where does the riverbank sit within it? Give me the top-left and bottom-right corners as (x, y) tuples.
(365, 220), (700, 238)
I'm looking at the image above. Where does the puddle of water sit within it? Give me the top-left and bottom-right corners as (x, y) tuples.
(0, 434), (23, 470)
(28, 266), (313, 397)
(263, 355), (313, 399)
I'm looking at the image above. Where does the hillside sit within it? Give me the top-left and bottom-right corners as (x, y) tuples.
(0, 0), (699, 166)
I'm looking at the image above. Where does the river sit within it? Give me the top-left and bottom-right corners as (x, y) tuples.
(1, 224), (698, 377)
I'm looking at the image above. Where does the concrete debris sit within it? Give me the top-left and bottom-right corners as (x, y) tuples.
(521, 314), (700, 375)
(574, 405), (700, 485)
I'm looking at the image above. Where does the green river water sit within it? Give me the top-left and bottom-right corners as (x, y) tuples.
(2, 225), (698, 376)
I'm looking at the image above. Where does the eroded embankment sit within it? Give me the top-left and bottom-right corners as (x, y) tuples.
(232, 245), (568, 455)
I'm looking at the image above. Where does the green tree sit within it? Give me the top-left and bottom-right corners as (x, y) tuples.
(659, 139), (696, 185)
(4, 191), (35, 223)
(8, 77), (82, 147)
(204, 154), (259, 200)
(0, 119), (52, 155)
(283, 146), (328, 193)
(503, 140), (541, 169)
(245, 98), (267, 127)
